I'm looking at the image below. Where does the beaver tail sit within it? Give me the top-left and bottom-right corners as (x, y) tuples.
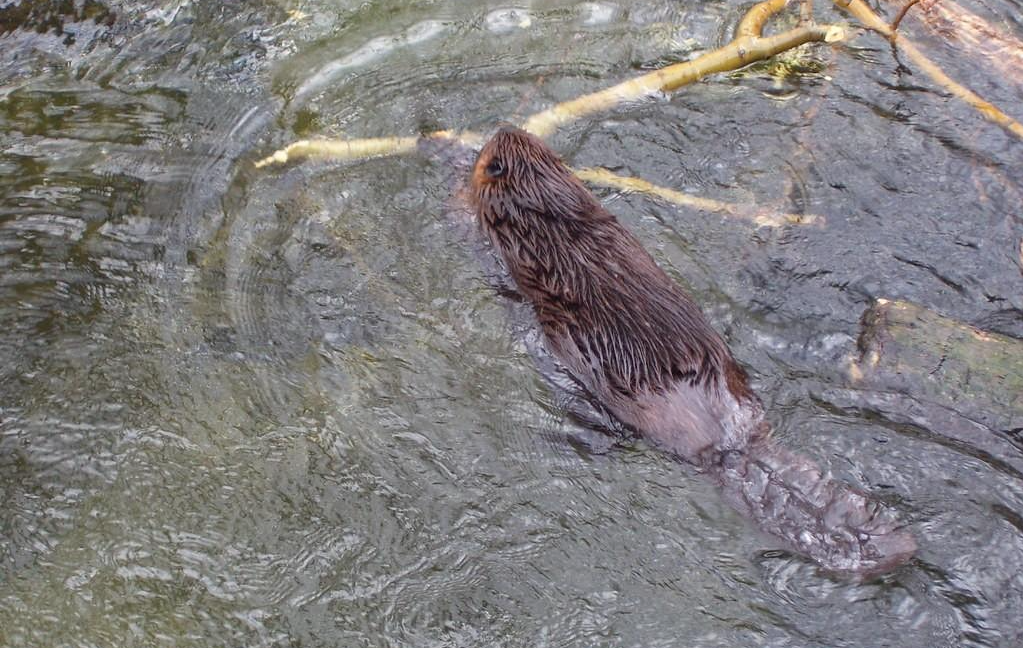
(708, 440), (916, 575)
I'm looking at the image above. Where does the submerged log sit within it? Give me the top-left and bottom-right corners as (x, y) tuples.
(845, 299), (1022, 460)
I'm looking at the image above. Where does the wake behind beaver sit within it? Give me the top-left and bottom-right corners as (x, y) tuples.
(466, 126), (915, 575)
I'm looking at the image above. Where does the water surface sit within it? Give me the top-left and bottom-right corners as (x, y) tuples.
(2, 1), (1022, 646)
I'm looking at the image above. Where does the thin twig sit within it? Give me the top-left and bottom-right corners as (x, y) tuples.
(890, 0), (923, 32)
(800, 0), (815, 25)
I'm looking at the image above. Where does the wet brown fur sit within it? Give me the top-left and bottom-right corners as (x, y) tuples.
(471, 127), (753, 404)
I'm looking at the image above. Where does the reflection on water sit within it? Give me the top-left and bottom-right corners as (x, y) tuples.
(1, 0), (1022, 646)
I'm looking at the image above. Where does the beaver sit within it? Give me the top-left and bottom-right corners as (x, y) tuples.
(467, 126), (916, 575)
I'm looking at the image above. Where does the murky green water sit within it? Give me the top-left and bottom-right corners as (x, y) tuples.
(2, 0), (1022, 646)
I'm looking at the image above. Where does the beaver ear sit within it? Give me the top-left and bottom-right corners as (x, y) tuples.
(484, 158), (506, 179)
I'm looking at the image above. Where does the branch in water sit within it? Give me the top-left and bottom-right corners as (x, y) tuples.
(256, 1), (843, 167)
(253, 136), (419, 168)
(574, 167), (822, 228)
(737, 0), (790, 38)
(253, 131), (482, 169)
(522, 0), (843, 137)
(254, 0), (1020, 174)
(834, 0), (1023, 140)
(890, 0), (923, 32)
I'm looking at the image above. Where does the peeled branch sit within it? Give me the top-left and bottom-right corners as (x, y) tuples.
(257, 0), (845, 167)
(254, 132), (482, 169)
(573, 167), (822, 228)
(522, 0), (843, 137)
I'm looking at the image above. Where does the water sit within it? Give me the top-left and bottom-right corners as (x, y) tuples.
(1, 0), (1021, 646)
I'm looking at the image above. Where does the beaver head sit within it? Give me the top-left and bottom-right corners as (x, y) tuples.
(470, 126), (610, 229)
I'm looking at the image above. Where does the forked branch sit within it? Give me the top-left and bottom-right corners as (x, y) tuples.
(254, 0), (1022, 222)
(833, 0), (1023, 139)
(257, 0), (844, 169)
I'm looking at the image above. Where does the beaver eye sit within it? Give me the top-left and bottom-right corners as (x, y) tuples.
(485, 158), (506, 179)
